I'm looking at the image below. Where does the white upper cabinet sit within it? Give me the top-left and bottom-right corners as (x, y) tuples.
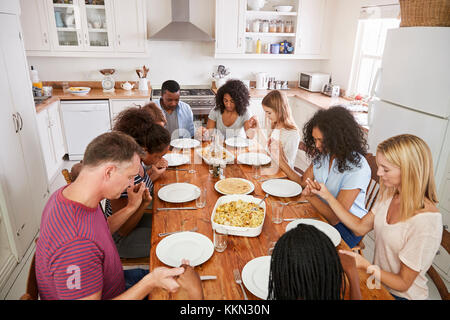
(113, 0), (146, 53)
(215, 0), (334, 59)
(215, 0), (246, 54)
(19, 0), (50, 51)
(20, 0), (147, 56)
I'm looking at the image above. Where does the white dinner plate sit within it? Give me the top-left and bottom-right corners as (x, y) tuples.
(214, 178), (255, 195)
(242, 256), (271, 300)
(225, 136), (250, 148)
(237, 152), (271, 166)
(261, 179), (302, 197)
(170, 138), (201, 149)
(158, 183), (200, 203)
(156, 231), (214, 267)
(285, 219), (341, 247)
(163, 153), (190, 167)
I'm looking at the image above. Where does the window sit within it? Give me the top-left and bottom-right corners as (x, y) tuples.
(348, 6), (400, 98)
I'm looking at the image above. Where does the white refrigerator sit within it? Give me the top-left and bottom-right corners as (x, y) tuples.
(367, 27), (450, 198)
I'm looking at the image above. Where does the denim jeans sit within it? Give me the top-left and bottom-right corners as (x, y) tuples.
(124, 268), (149, 290)
(333, 222), (363, 249)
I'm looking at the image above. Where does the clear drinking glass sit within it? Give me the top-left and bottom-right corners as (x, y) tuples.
(195, 186), (207, 208)
(253, 163), (261, 180)
(213, 228), (228, 252)
(271, 201), (284, 224)
(62, 81), (69, 93)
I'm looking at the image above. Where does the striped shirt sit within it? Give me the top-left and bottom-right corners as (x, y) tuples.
(35, 186), (125, 300)
(104, 162), (153, 218)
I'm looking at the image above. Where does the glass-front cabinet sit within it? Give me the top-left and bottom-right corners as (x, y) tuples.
(46, 0), (114, 51)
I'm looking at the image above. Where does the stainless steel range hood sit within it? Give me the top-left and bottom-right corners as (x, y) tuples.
(149, 0), (214, 42)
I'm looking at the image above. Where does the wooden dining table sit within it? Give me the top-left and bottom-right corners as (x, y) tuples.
(148, 142), (393, 300)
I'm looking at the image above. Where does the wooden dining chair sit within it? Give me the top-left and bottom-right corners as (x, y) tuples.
(354, 153), (380, 254)
(62, 163), (149, 268)
(427, 227), (449, 300)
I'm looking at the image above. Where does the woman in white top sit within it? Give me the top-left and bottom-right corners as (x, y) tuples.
(306, 134), (443, 300)
(260, 90), (300, 168)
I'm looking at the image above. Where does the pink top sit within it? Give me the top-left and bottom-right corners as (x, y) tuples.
(36, 186), (125, 300)
(372, 195), (442, 300)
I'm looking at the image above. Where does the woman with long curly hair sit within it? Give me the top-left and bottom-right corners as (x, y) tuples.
(306, 134), (442, 300)
(198, 79), (257, 139)
(277, 106), (371, 248)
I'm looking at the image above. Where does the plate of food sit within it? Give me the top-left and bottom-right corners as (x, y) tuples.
(196, 146), (234, 165)
(214, 178), (255, 195)
(211, 194), (266, 237)
(68, 87), (91, 96)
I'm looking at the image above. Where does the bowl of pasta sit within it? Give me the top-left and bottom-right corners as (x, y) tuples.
(211, 194), (266, 237)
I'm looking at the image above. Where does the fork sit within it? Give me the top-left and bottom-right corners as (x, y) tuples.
(233, 269), (248, 300)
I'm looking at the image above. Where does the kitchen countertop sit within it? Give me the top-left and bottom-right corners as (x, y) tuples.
(35, 82), (152, 113)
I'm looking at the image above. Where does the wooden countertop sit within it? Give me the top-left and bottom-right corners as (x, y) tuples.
(35, 81), (152, 113)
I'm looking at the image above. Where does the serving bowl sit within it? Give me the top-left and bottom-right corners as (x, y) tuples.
(68, 87), (91, 96)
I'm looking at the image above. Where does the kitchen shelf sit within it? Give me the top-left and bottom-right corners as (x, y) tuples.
(246, 10), (297, 16)
(88, 28), (108, 32)
(53, 3), (75, 8)
(245, 32), (296, 37)
(56, 27), (77, 32)
(85, 4), (106, 9)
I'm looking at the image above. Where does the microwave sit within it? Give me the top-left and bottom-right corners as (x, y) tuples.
(298, 72), (330, 92)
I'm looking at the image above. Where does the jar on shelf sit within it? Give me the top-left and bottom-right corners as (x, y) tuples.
(284, 20), (293, 33)
(261, 20), (269, 33)
(252, 19), (260, 33)
(245, 37), (254, 53)
(269, 20), (277, 33)
(276, 20), (284, 33)
(246, 21), (250, 32)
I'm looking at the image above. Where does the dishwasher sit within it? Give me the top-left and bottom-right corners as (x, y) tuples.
(61, 100), (111, 160)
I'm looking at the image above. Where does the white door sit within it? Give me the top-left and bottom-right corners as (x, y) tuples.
(215, 0), (245, 54)
(48, 102), (67, 163)
(368, 100), (449, 170)
(113, 0), (145, 53)
(377, 27), (450, 117)
(79, 0), (115, 51)
(296, 0), (326, 55)
(19, 0), (50, 51)
(0, 16), (38, 259)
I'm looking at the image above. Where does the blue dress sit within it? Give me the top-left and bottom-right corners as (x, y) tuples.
(313, 153), (371, 248)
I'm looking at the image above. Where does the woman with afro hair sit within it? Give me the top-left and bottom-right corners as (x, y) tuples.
(277, 106), (371, 248)
(198, 79), (257, 140)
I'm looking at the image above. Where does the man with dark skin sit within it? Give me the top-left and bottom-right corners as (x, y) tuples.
(154, 80), (194, 139)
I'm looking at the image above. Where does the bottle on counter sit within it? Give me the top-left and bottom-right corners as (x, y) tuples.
(30, 66), (43, 96)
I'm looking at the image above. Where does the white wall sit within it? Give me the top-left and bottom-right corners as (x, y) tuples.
(27, 0), (323, 87)
(321, 0), (361, 92)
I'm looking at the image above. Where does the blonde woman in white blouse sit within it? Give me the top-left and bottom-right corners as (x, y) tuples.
(260, 90), (300, 169)
(306, 134), (442, 300)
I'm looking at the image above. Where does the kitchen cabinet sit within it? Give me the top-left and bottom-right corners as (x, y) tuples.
(19, 0), (51, 52)
(215, 0), (334, 59)
(20, 0), (147, 57)
(112, 0), (146, 53)
(45, 0), (114, 52)
(0, 12), (49, 264)
(110, 98), (149, 124)
(215, 0), (246, 54)
(36, 101), (67, 182)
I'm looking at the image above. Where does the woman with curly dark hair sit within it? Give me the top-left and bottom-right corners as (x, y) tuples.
(275, 106), (371, 248)
(198, 79), (257, 139)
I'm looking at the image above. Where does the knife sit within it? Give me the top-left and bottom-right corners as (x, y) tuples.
(166, 168), (188, 171)
(200, 275), (217, 281)
(156, 207), (197, 211)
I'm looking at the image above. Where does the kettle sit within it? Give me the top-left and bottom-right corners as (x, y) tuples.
(255, 72), (268, 90)
(121, 81), (135, 91)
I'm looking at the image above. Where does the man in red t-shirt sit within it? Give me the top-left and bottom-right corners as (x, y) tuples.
(36, 131), (202, 300)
